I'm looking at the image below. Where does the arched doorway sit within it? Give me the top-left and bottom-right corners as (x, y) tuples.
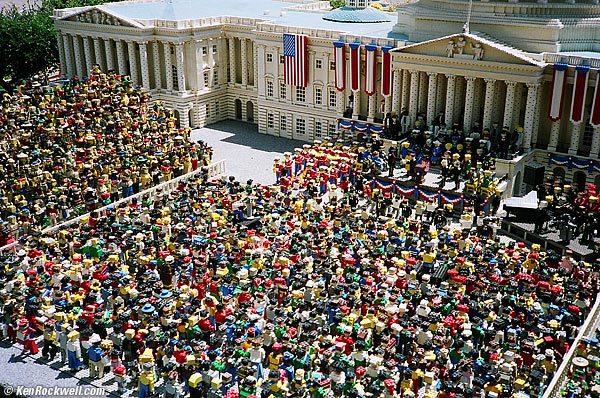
(573, 171), (586, 192)
(552, 167), (565, 182)
(513, 171), (522, 196)
(173, 110), (181, 128)
(246, 101), (254, 122)
(188, 109), (194, 128)
(235, 99), (242, 119)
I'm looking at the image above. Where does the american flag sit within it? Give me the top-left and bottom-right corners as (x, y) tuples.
(283, 33), (308, 87)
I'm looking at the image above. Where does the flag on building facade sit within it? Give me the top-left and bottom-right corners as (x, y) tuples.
(570, 65), (590, 124)
(381, 46), (393, 97)
(365, 45), (377, 96)
(333, 41), (345, 92)
(548, 63), (569, 122)
(349, 42), (361, 92)
(590, 69), (600, 127)
(283, 33), (308, 87)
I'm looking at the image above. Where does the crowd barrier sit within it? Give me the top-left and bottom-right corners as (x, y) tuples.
(543, 292), (600, 398)
(0, 159), (226, 253)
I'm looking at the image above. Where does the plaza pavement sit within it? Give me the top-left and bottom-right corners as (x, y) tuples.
(191, 120), (305, 186)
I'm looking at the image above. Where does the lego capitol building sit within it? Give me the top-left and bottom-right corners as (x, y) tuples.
(54, 0), (600, 195)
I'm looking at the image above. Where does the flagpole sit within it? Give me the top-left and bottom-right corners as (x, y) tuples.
(463, 0), (473, 34)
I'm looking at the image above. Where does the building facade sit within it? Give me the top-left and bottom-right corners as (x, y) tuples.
(54, 0), (600, 194)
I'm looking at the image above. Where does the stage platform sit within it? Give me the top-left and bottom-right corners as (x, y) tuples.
(500, 217), (597, 261)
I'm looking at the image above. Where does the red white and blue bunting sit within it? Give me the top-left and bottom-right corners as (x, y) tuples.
(570, 65), (590, 124)
(333, 41), (346, 92)
(381, 46), (392, 98)
(548, 63), (569, 122)
(591, 69), (600, 128)
(365, 44), (377, 96)
(349, 42), (361, 92)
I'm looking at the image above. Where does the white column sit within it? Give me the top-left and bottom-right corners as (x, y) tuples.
(401, 69), (410, 111)
(409, 70), (419, 124)
(503, 81), (517, 129)
(463, 76), (476, 133)
(127, 40), (138, 84)
(208, 38), (216, 88)
(62, 34), (73, 78)
(426, 72), (438, 127)
(252, 40), (258, 87)
(229, 37), (236, 84)
(590, 126), (600, 158)
(105, 39), (114, 72)
(218, 38), (227, 88)
(531, 83), (543, 148)
(72, 35), (85, 78)
(152, 41), (161, 89)
(82, 36), (93, 76)
(93, 38), (103, 71)
(257, 44), (266, 96)
(569, 123), (583, 155)
(548, 121), (560, 151)
(392, 69), (401, 114)
(522, 82), (539, 152)
(175, 42), (186, 92)
(195, 39), (205, 91)
(240, 38), (248, 86)
(56, 32), (67, 78)
(482, 78), (496, 130)
(116, 40), (127, 76)
(367, 94), (376, 122)
(164, 42), (173, 91)
(445, 74), (456, 127)
(352, 92), (360, 120)
(337, 91), (344, 115)
(139, 41), (150, 89)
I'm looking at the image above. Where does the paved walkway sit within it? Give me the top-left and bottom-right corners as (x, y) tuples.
(191, 120), (305, 186)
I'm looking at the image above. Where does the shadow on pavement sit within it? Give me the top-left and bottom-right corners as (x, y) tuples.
(208, 121), (305, 153)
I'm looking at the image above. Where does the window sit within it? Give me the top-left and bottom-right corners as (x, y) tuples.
(266, 53), (273, 63)
(204, 71), (209, 87)
(215, 100), (220, 116)
(279, 54), (285, 64)
(280, 115), (287, 131)
(206, 103), (210, 120)
(315, 87), (322, 105)
(328, 122), (336, 136)
(315, 121), (322, 138)
(329, 60), (335, 71)
(358, 0), (365, 6)
(295, 86), (305, 103)
(279, 82), (286, 99)
(170, 45), (175, 55)
(212, 44), (217, 54)
(268, 113), (274, 128)
(227, 68), (231, 83)
(213, 70), (218, 85)
(267, 80), (274, 97)
(202, 46), (208, 56)
(295, 118), (306, 135)
(329, 89), (337, 108)
(315, 59), (322, 69)
(172, 65), (178, 90)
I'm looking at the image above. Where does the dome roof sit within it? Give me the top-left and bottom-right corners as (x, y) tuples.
(323, 6), (392, 23)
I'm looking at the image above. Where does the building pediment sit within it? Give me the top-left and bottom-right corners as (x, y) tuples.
(393, 33), (545, 68)
(59, 6), (144, 29)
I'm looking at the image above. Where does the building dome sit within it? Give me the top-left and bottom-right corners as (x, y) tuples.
(393, 0), (600, 53)
(323, 5), (392, 23)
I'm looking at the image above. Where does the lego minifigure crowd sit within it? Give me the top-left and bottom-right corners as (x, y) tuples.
(0, 161), (596, 398)
(0, 66), (212, 244)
